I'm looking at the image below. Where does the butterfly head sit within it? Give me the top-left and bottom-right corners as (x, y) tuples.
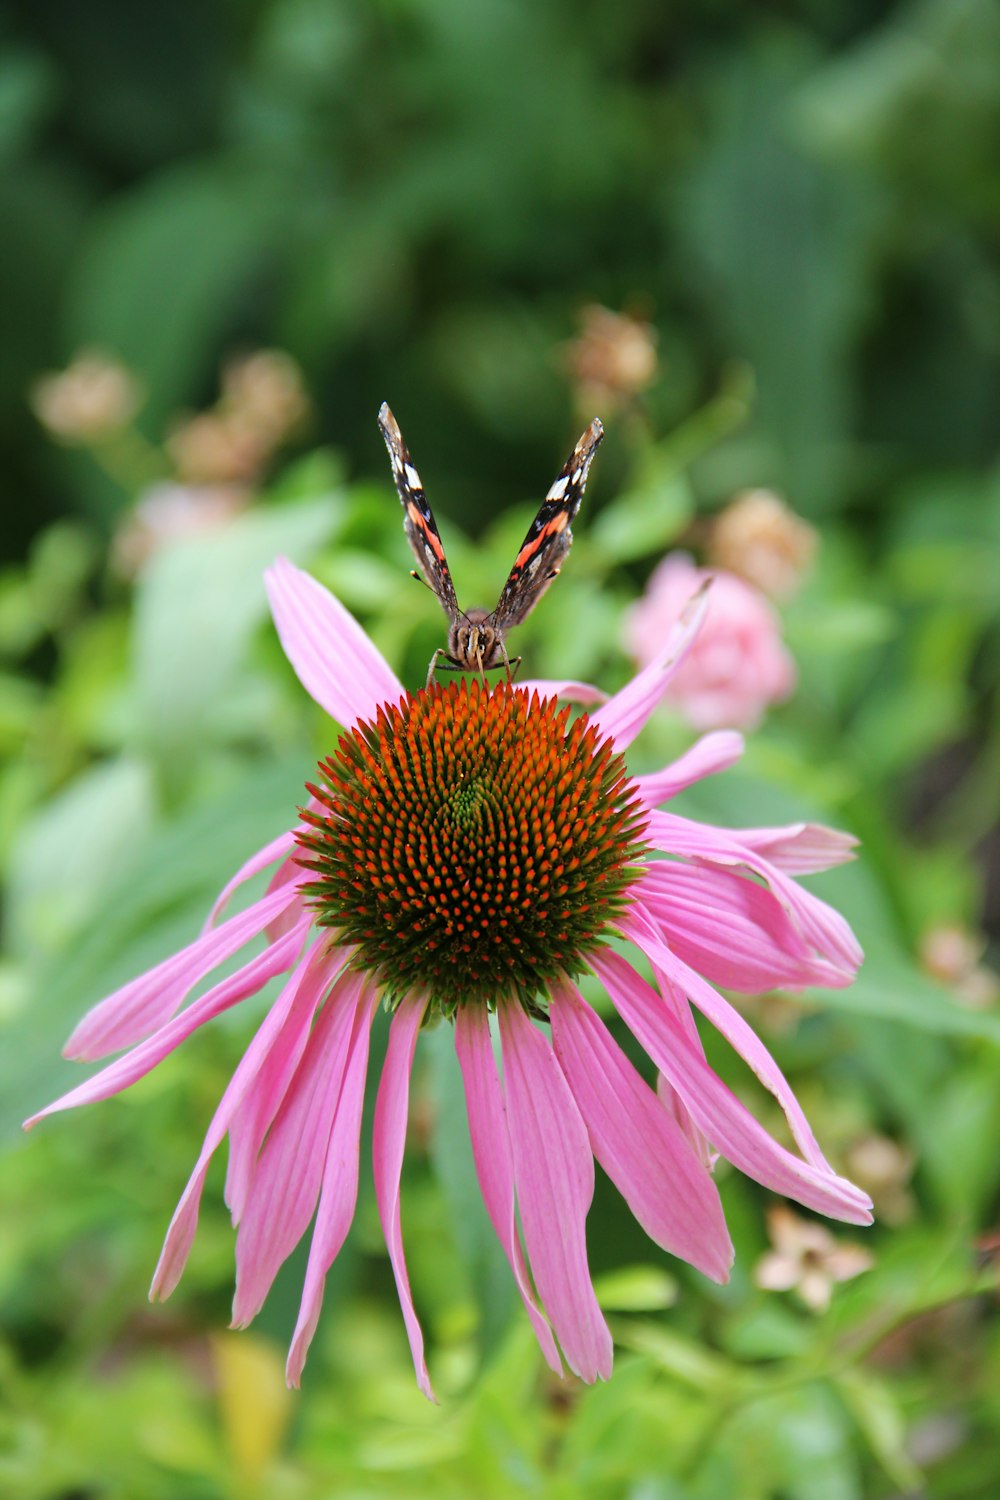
(448, 607), (506, 673)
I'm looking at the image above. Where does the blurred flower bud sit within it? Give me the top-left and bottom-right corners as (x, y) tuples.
(221, 350), (310, 445)
(919, 924), (999, 1009)
(707, 489), (818, 601)
(112, 483), (249, 577)
(625, 552), (796, 730)
(564, 304), (658, 416)
(31, 350), (142, 445)
(844, 1133), (916, 1226)
(754, 1205), (873, 1312)
(166, 413), (270, 486)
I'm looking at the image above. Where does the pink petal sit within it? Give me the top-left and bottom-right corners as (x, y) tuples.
(648, 810), (863, 976)
(515, 678), (608, 706)
(372, 993), (435, 1401)
(499, 1002), (613, 1383)
(657, 1073), (719, 1171)
(24, 920), (310, 1129)
(224, 940), (354, 1225)
(232, 968), (370, 1327)
(454, 1007), (562, 1374)
(550, 980), (733, 1282)
(204, 829), (298, 930)
(286, 984), (377, 1386)
(591, 948), (872, 1224)
(633, 730), (745, 807)
(621, 904), (832, 1170)
(592, 581), (711, 749)
(265, 556), (403, 727)
(729, 823), (859, 875)
(636, 863), (849, 992)
(149, 940), (335, 1301)
(65, 883), (303, 1062)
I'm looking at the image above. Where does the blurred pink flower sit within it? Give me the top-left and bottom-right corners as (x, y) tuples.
(27, 561), (868, 1395)
(112, 483), (249, 577)
(626, 553), (797, 730)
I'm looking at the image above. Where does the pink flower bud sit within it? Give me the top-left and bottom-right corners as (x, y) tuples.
(626, 552), (796, 730)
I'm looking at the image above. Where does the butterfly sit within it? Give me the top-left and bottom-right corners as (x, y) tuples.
(378, 402), (604, 685)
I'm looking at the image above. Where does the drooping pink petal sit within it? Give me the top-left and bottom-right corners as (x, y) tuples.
(264, 848), (312, 941)
(225, 939), (354, 1225)
(204, 829), (298, 930)
(499, 1001), (613, 1383)
(592, 581), (711, 750)
(232, 968), (370, 1327)
(657, 1073), (719, 1171)
(516, 678), (608, 707)
(454, 1006), (562, 1375)
(372, 992), (435, 1401)
(286, 984), (377, 1386)
(621, 904), (833, 1170)
(149, 940), (336, 1301)
(633, 730), (745, 807)
(635, 863), (850, 992)
(550, 980), (733, 1282)
(727, 822), (858, 875)
(265, 555), (403, 728)
(65, 883), (305, 1062)
(24, 920), (310, 1129)
(591, 948), (872, 1224)
(648, 809), (863, 977)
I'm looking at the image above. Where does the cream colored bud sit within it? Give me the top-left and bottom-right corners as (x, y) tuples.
(564, 305), (658, 415)
(708, 489), (818, 600)
(221, 350), (310, 443)
(31, 350), (142, 444)
(166, 413), (270, 485)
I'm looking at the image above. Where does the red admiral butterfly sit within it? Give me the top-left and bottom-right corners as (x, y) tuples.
(378, 402), (604, 685)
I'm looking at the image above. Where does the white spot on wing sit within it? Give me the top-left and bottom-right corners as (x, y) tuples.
(546, 474), (569, 501)
(405, 463), (422, 489)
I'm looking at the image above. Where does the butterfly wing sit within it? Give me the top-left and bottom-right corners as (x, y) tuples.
(378, 402), (460, 621)
(491, 417), (604, 630)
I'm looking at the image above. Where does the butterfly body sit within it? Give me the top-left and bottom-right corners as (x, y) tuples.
(378, 402), (603, 683)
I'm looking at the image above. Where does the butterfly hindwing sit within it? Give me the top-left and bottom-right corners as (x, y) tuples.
(378, 402), (460, 622)
(491, 417), (604, 631)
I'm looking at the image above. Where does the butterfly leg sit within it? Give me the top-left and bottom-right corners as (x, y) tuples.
(425, 648), (450, 688)
(499, 640), (522, 684)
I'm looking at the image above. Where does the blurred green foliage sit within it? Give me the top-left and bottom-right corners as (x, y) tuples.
(2, 1), (1000, 1497)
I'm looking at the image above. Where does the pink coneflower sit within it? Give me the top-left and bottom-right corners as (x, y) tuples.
(625, 552), (797, 731)
(26, 558), (871, 1396)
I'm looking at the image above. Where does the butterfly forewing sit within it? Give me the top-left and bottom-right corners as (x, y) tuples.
(490, 417), (604, 630)
(378, 401), (460, 621)
(378, 404), (603, 678)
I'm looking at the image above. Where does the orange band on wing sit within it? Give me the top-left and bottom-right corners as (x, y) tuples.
(512, 511), (569, 570)
(408, 502), (447, 561)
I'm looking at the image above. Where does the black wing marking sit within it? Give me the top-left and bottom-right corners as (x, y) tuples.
(491, 418), (604, 631)
(377, 402), (460, 622)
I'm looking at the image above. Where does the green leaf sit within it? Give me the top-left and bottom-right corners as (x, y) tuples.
(614, 1319), (742, 1394)
(5, 756), (156, 960)
(593, 1264), (678, 1312)
(834, 1368), (923, 1493)
(132, 498), (337, 770)
(806, 960), (1000, 1047)
(588, 465), (694, 564)
(1, 755), (305, 1138)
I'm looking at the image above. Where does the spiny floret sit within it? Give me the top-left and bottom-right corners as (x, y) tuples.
(296, 679), (646, 1015)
